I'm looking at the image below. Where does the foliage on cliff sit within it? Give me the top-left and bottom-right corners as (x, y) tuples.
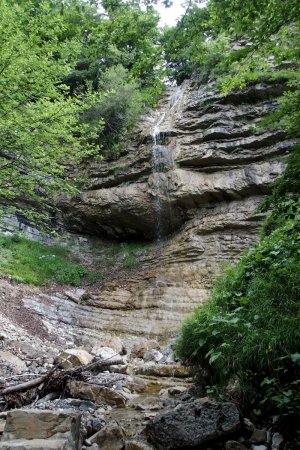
(0, 0), (167, 220)
(0, 233), (92, 286)
(163, 0), (300, 137)
(175, 0), (300, 418)
(176, 149), (300, 418)
(176, 216), (300, 415)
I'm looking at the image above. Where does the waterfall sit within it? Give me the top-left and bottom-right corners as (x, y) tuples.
(151, 87), (183, 241)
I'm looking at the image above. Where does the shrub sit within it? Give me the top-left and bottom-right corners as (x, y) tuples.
(176, 219), (300, 415)
(82, 64), (144, 158)
(261, 145), (300, 235)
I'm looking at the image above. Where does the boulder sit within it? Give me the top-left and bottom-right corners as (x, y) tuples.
(64, 289), (87, 304)
(91, 346), (119, 360)
(0, 439), (70, 449)
(54, 349), (94, 369)
(250, 429), (268, 444)
(167, 386), (188, 396)
(131, 340), (160, 358)
(143, 350), (163, 363)
(88, 421), (124, 450)
(272, 433), (284, 450)
(147, 399), (240, 449)
(102, 336), (125, 354)
(68, 381), (126, 407)
(0, 351), (27, 372)
(2, 409), (80, 450)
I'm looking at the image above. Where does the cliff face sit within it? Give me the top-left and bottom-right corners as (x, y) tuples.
(29, 78), (297, 345)
(62, 79), (295, 239)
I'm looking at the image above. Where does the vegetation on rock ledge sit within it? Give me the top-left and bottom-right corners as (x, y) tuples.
(174, 0), (300, 422)
(0, 233), (95, 286)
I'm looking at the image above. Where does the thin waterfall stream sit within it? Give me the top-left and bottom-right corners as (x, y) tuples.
(151, 86), (183, 241)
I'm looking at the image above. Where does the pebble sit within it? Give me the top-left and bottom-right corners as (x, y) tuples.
(272, 432), (284, 450)
(250, 429), (268, 444)
(251, 446), (268, 450)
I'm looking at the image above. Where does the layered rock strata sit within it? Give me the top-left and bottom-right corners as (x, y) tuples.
(27, 79), (298, 343)
(61, 80), (295, 239)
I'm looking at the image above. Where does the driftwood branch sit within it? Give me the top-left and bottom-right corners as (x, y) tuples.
(0, 368), (56, 396)
(0, 356), (124, 397)
(67, 356), (124, 375)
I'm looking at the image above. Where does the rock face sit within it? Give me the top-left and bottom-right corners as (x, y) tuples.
(62, 80), (296, 240)
(68, 381), (127, 407)
(18, 78), (298, 345)
(147, 399), (241, 449)
(1, 410), (81, 450)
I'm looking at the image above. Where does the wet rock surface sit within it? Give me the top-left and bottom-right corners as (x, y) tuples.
(147, 399), (241, 449)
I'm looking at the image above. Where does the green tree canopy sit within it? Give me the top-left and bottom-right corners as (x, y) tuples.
(0, 0), (170, 220)
(0, 0), (99, 220)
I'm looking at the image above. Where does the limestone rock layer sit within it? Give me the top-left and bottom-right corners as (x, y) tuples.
(62, 79), (296, 240)
(38, 79), (299, 343)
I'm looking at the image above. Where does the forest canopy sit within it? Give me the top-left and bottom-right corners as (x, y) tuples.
(0, 0), (299, 220)
(0, 0), (167, 220)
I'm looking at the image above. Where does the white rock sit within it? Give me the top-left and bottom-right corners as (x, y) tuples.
(272, 433), (284, 450)
(54, 348), (94, 369)
(91, 346), (119, 361)
(143, 350), (164, 363)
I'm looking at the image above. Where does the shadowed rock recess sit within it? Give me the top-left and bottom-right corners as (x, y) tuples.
(46, 78), (298, 344)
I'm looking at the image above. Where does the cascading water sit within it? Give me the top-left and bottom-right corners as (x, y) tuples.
(151, 87), (183, 241)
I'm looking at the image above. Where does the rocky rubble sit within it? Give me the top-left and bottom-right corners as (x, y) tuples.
(0, 301), (196, 449)
(0, 315), (294, 449)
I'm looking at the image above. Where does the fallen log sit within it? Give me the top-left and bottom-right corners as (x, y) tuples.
(67, 355), (124, 374)
(0, 368), (56, 396)
(0, 356), (124, 397)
